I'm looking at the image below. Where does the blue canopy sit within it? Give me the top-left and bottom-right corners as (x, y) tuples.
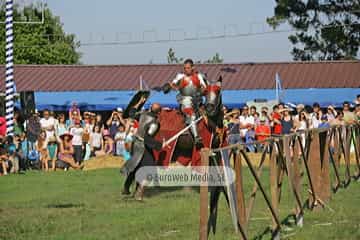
(33, 88), (359, 111)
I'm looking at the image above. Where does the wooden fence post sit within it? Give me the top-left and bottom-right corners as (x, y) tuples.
(199, 148), (210, 240)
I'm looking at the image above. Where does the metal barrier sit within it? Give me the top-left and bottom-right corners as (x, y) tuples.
(199, 124), (360, 240)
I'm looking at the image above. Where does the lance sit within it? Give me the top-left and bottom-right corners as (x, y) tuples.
(163, 116), (203, 147)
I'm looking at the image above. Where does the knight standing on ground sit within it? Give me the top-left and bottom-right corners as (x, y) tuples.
(160, 59), (208, 146)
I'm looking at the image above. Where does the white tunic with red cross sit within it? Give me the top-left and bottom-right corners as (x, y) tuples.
(172, 72), (207, 116)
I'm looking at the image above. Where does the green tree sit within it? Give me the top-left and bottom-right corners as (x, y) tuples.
(167, 48), (183, 64)
(0, 3), (81, 64)
(167, 48), (223, 63)
(204, 53), (223, 63)
(267, 0), (360, 60)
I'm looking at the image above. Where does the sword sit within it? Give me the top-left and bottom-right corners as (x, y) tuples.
(163, 116), (203, 146)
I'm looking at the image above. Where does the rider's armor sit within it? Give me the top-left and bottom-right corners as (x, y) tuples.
(172, 72), (207, 144)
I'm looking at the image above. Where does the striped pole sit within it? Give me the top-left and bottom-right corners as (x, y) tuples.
(5, 0), (14, 135)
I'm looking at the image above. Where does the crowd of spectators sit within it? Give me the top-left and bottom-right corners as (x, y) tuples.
(0, 103), (135, 175)
(223, 98), (360, 152)
(0, 95), (360, 175)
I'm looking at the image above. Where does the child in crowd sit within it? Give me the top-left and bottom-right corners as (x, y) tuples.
(47, 136), (58, 171)
(36, 130), (49, 171)
(90, 124), (103, 157)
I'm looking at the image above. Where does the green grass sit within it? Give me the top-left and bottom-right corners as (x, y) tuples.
(0, 168), (359, 240)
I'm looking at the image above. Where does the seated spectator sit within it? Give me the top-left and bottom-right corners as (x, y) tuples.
(58, 132), (83, 170)
(36, 130), (49, 171)
(0, 144), (8, 175)
(47, 136), (58, 171)
(95, 130), (113, 157)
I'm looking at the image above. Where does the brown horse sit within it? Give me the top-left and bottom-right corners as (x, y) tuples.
(153, 76), (226, 166)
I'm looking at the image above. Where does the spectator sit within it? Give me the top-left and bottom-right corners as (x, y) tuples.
(58, 132), (83, 170)
(293, 104), (305, 122)
(47, 136), (58, 171)
(326, 105), (337, 121)
(255, 117), (271, 151)
(310, 102), (322, 128)
(95, 114), (105, 131)
(90, 124), (103, 157)
(226, 109), (241, 145)
(354, 94), (360, 105)
(270, 105), (282, 135)
(239, 105), (254, 141)
(0, 143), (8, 175)
(114, 125), (126, 156)
(27, 110), (41, 152)
(13, 111), (24, 136)
(68, 102), (80, 121)
(55, 113), (67, 140)
(107, 108), (126, 138)
(40, 109), (56, 142)
(342, 101), (356, 124)
(280, 108), (294, 134)
(0, 115), (6, 137)
(330, 111), (345, 126)
(6, 136), (19, 173)
(69, 119), (84, 164)
(256, 107), (270, 126)
(355, 104), (360, 122)
(318, 115), (330, 128)
(250, 106), (257, 117)
(95, 130), (113, 157)
(36, 130), (49, 171)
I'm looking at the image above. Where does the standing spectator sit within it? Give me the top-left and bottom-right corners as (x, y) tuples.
(106, 108), (126, 139)
(326, 105), (337, 121)
(69, 119), (84, 164)
(114, 125), (126, 156)
(0, 115), (6, 137)
(226, 109), (241, 145)
(342, 101), (356, 124)
(95, 114), (105, 131)
(90, 124), (103, 157)
(354, 94), (360, 105)
(40, 109), (56, 142)
(47, 136), (58, 171)
(270, 105), (282, 135)
(355, 104), (360, 122)
(318, 115), (330, 128)
(68, 102), (81, 121)
(55, 114), (67, 140)
(36, 130), (49, 171)
(255, 117), (271, 151)
(239, 105), (254, 142)
(293, 104), (305, 122)
(280, 108), (294, 134)
(310, 102), (322, 128)
(26, 110), (41, 152)
(330, 111), (345, 126)
(58, 132), (83, 170)
(250, 106), (257, 117)
(13, 111), (24, 136)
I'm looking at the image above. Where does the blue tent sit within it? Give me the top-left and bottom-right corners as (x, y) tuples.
(34, 88), (359, 111)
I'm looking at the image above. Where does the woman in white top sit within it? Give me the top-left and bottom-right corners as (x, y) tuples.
(89, 124), (103, 157)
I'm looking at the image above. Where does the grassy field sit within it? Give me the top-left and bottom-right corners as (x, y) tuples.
(0, 166), (359, 240)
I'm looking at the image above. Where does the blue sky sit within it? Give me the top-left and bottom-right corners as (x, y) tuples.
(47, 0), (293, 64)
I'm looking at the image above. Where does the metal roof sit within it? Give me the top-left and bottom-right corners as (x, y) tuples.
(1, 61), (359, 92)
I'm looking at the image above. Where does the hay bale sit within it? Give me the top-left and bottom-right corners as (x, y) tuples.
(84, 155), (125, 171)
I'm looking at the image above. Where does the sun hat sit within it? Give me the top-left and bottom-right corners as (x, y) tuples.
(60, 131), (73, 140)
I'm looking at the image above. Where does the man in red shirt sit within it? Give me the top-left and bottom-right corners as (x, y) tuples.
(255, 117), (271, 142)
(271, 105), (282, 135)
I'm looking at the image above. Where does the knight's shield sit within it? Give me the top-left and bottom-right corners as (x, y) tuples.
(123, 90), (151, 118)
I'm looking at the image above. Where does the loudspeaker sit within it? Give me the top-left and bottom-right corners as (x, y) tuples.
(20, 91), (35, 118)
